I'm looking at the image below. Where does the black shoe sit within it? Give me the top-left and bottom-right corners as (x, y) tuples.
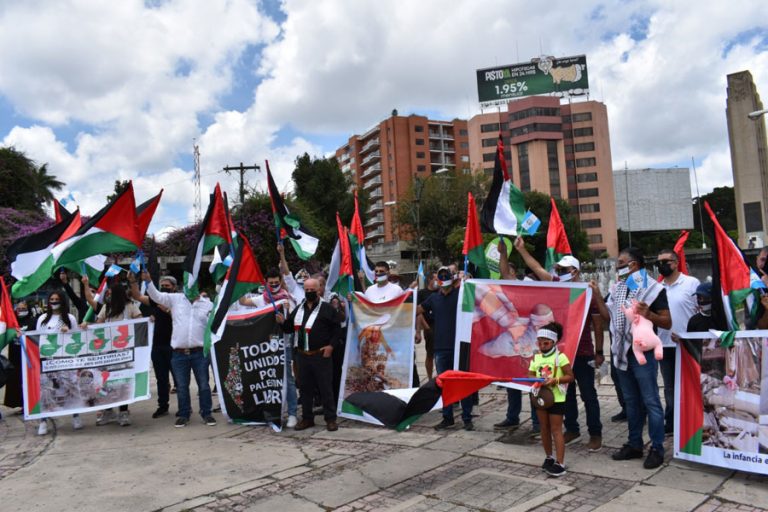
(493, 419), (520, 430)
(612, 444), (643, 461)
(175, 417), (189, 428)
(611, 411), (627, 422)
(541, 456), (555, 472)
(664, 424), (674, 436)
(643, 448), (664, 469)
(152, 408), (169, 419)
(433, 419), (455, 431)
(204, 415), (217, 426)
(546, 462), (567, 477)
(463, 421), (475, 431)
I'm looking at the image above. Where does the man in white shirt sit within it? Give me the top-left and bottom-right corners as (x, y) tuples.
(655, 249), (699, 434)
(142, 270), (216, 428)
(364, 261), (407, 303)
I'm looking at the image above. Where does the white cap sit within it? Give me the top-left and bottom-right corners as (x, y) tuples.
(555, 255), (580, 271)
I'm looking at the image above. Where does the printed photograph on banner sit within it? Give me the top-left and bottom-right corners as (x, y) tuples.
(459, 280), (590, 387)
(342, 292), (415, 397)
(22, 318), (152, 419)
(211, 305), (285, 427)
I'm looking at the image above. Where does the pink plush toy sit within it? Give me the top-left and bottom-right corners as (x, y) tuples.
(621, 300), (664, 365)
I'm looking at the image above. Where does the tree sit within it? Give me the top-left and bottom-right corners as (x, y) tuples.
(107, 179), (131, 203)
(693, 186), (736, 237)
(291, 153), (369, 262)
(0, 207), (54, 278)
(0, 146), (64, 212)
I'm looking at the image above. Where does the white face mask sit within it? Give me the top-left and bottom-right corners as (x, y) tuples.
(617, 266), (631, 278)
(558, 271), (573, 282)
(376, 274), (388, 284)
(50, 303), (61, 311)
(17, 310), (28, 317)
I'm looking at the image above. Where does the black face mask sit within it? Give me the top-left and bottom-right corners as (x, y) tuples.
(657, 261), (674, 277)
(160, 287), (173, 293)
(305, 291), (318, 302)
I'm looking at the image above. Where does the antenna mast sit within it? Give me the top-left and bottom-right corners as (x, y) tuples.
(193, 141), (202, 223)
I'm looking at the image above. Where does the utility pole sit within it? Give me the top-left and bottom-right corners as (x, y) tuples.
(223, 162), (261, 204)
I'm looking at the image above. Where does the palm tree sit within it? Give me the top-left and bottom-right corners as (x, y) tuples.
(31, 163), (64, 205)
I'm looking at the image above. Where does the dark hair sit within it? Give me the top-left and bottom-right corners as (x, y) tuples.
(43, 290), (73, 329)
(539, 321), (563, 341)
(620, 247), (645, 266)
(265, 267), (281, 279)
(374, 261), (390, 271)
(657, 248), (677, 260)
(105, 282), (128, 320)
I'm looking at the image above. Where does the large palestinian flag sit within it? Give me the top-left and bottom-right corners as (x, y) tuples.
(265, 160), (319, 260)
(545, 197), (572, 271)
(463, 192), (489, 278)
(350, 190), (375, 285)
(480, 133), (526, 236)
(52, 202), (105, 285)
(326, 213), (354, 297)
(51, 182), (142, 269)
(0, 276), (20, 351)
(182, 183), (232, 300)
(209, 192), (237, 284)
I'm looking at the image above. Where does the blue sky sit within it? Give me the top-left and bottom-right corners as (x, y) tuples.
(0, 0), (766, 237)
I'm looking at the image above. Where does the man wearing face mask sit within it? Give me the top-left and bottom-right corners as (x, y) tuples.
(418, 266), (475, 430)
(363, 261), (406, 302)
(593, 247), (671, 469)
(655, 249), (699, 435)
(513, 237), (604, 450)
(280, 278), (342, 431)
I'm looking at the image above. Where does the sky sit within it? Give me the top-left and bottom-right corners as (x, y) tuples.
(1, 0), (767, 237)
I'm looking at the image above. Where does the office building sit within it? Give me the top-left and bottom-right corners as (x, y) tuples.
(613, 168), (693, 233)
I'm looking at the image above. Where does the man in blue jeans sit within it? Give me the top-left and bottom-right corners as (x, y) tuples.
(418, 266), (474, 430)
(143, 270), (217, 428)
(593, 248), (671, 469)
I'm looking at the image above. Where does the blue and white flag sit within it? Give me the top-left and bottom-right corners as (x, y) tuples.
(521, 210), (541, 236)
(129, 251), (145, 274)
(625, 269), (648, 291)
(105, 264), (123, 278)
(749, 268), (766, 290)
(60, 192), (77, 209)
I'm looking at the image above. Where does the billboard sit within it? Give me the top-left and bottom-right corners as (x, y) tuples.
(614, 168), (694, 232)
(476, 55), (589, 107)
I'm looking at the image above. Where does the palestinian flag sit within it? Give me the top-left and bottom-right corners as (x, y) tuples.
(265, 160), (319, 260)
(350, 190), (375, 285)
(51, 182), (141, 270)
(0, 276), (20, 351)
(480, 133), (526, 236)
(545, 197), (572, 271)
(8, 208), (82, 298)
(463, 192), (489, 278)
(136, 190), (163, 240)
(342, 370), (505, 431)
(678, 337), (703, 455)
(52, 198), (70, 224)
(705, 201), (753, 330)
(182, 183), (232, 300)
(326, 213), (354, 296)
(673, 230), (690, 275)
(46, 201), (106, 284)
(206, 231), (266, 355)
(209, 192), (238, 284)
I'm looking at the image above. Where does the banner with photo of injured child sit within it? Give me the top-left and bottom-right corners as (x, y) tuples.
(455, 279), (592, 391)
(675, 331), (768, 475)
(211, 302), (286, 429)
(21, 318), (153, 420)
(339, 291), (416, 423)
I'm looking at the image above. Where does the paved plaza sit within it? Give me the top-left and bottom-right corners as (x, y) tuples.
(3, 371), (768, 512)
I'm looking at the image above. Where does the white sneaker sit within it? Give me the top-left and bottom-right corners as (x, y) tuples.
(118, 411), (131, 427)
(286, 415), (298, 429)
(72, 415), (84, 430)
(96, 409), (117, 426)
(37, 420), (49, 436)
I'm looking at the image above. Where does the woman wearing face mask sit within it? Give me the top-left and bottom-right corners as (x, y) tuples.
(81, 281), (142, 427)
(36, 291), (81, 435)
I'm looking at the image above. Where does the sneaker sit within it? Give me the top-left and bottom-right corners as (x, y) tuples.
(72, 415), (84, 431)
(175, 417), (189, 428)
(587, 435), (602, 452)
(542, 456), (555, 472)
(612, 444), (644, 461)
(96, 409), (117, 426)
(546, 462), (567, 477)
(643, 448), (664, 469)
(611, 410), (627, 422)
(493, 419), (520, 430)
(118, 411), (131, 427)
(433, 418), (455, 431)
(152, 407), (169, 419)
(203, 415), (217, 426)
(463, 421), (475, 431)
(563, 431), (581, 444)
(286, 415), (298, 429)
(37, 420), (49, 436)
(170, 387), (177, 394)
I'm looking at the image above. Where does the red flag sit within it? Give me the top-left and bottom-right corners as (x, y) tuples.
(350, 190), (365, 243)
(673, 230), (689, 275)
(462, 193), (489, 276)
(53, 198), (67, 224)
(0, 276), (21, 350)
(336, 212), (354, 279)
(545, 197), (572, 270)
(436, 370), (510, 406)
(136, 190), (164, 240)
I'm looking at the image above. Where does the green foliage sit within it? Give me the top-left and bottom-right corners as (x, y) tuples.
(291, 153), (368, 262)
(0, 146), (64, 212)
(693, 186), (735, 232)
(107, 179), (131, 203)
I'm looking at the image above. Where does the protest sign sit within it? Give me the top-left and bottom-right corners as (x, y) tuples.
(455, 279), (591, 391)
(211, 303), (285, 428)
(339, 290), (416, 423)
(22, 318), (153, 419)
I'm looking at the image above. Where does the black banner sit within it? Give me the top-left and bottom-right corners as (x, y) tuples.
(212, 306), (284, 427)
